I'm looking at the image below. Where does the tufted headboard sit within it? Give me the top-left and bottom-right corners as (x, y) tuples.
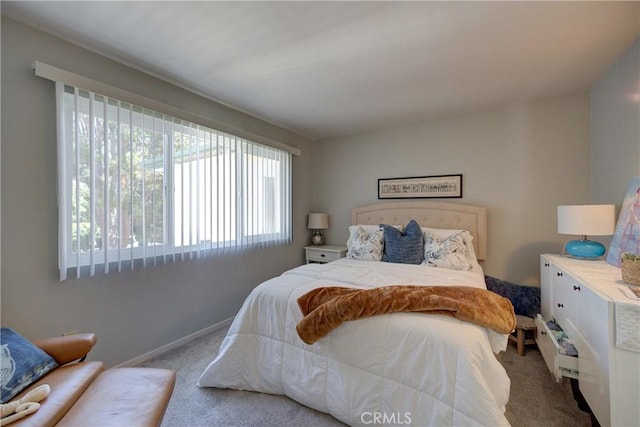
(351, 201), (488, 261)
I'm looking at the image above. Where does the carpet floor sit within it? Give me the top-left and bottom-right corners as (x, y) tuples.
(139, 326), (592, 427)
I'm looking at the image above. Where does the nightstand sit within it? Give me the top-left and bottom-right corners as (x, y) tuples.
(304, 245), (347, 264)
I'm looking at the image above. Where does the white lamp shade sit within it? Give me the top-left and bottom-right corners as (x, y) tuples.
(307, 213), (329, 230)
(557, 205), (615, 236)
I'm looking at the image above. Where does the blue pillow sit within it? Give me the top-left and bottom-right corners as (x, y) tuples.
(0, 328), (58, 403)
(381, 220), (424, 264)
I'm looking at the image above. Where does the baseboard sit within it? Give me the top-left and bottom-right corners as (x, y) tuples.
(115, 317), (234, 368)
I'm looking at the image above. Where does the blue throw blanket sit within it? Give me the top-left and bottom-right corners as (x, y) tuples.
(485, 275), (540, 319)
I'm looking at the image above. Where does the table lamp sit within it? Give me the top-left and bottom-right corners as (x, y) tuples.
(557, 204), (615, 259)
(307, 213), (328, 245)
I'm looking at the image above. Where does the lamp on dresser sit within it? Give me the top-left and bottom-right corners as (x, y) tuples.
(557, 204), (615, 259)
(307, 213), (329, 245)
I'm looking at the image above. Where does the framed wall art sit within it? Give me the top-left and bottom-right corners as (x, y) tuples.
(378, 174), (463, 199)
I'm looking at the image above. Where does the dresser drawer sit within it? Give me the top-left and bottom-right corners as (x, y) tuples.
(535, 314), (578, 382)
(305, 246), (346, 263)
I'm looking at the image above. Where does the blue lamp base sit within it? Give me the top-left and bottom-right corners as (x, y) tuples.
(563, 239), (606, 259)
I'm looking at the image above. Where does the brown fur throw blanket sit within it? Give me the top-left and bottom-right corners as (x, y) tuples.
(296, 285), (516, 345)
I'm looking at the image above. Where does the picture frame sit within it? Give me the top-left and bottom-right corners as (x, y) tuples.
(378, 174), (463, 199)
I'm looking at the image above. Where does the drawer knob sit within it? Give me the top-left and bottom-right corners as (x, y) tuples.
(320, 254), (325, 257)
(557, 303), (564, 308)
(541, 331), (547, 336)
(544, 262), (550, 267)
(557, 272), (563, 277)
(573, 285), (581, 291)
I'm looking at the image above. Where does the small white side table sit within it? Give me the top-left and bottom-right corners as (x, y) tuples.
(304, 245), (347, 264)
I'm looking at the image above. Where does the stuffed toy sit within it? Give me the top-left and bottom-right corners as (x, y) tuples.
(0, 384), (50, 426)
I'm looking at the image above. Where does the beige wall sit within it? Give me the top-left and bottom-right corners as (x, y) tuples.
(312, 92), (592, 285)
(591, 38), (640, 206)
(0, 17), (313, 367)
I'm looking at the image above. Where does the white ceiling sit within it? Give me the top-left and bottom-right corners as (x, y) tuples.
(2, 1), (639, 141)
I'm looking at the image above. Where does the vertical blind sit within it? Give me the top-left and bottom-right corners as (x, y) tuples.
(56, 82), (292, 280)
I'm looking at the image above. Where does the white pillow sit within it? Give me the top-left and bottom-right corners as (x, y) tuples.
(423, 230), (475, 271)
(346, 226), (384, 261)
(346, 224), (402, 250)
(421, 227), (479, 264)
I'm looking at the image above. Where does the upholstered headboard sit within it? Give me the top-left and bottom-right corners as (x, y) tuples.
(351, 201), (488, 261)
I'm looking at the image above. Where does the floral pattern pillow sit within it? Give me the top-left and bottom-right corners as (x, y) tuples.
(347, 226), (384, 261)
(423, 230), (474, 271)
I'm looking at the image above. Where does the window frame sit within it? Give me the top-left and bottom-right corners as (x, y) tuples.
(56, 82), (292, 277)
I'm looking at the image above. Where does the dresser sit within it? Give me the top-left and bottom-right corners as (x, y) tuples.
(536, 254), (640, 427)
(304, 245), (347, 264)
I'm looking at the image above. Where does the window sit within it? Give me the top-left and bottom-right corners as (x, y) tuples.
(56, 83), (291, 280)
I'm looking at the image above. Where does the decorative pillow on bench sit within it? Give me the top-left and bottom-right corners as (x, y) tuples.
(0, 327), (58, 403)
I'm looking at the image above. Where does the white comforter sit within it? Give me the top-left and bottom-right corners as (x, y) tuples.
(198, 259), (511, 426)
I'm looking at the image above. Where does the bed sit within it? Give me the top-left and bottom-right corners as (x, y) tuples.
(198, 201), (513, 426)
